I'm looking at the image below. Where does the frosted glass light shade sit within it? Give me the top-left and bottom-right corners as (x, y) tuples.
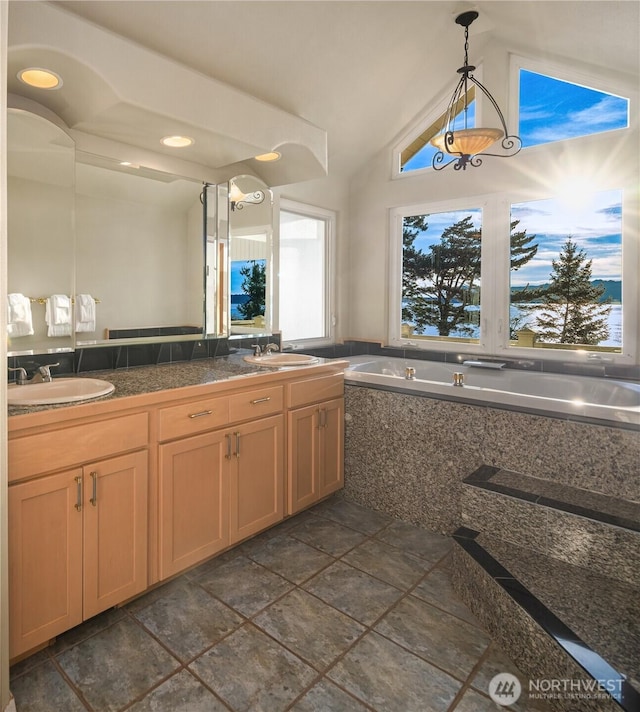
(431, 128), (504, 156)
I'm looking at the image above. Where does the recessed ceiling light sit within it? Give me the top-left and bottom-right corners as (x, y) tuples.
(160, 135), (194, 148)
(18, 67), (63, 90)
(254, 151), (281, 162)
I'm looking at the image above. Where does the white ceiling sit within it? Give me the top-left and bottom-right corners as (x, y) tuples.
(12, 1), (640, 180)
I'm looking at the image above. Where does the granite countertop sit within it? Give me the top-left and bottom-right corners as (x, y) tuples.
(8, 352), (334, 417)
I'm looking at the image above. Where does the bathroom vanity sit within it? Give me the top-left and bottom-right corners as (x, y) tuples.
(7, 357), (346, 660)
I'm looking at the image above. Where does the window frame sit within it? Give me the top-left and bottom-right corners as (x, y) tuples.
(275, 198), (336, 348)
(390, 189), (638, 364)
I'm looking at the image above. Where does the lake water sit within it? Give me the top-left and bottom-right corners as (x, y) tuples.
(410, 304), (623, 347)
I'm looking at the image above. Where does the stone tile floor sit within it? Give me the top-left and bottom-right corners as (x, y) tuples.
(10, 497), (550, 711)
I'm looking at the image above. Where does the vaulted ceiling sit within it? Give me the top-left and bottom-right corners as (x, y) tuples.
(11, 1), (640, 181)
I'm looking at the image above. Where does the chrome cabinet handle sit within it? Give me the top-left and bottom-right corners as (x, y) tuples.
(188, 409), (213, 419)
(319, 408), (326, 428)
(250, 397), (271, 405)
(225, 433), (232, 460)
(74, 475), (83, 512)
(90, 471), (97, 506)
(235, 431), (241, 458)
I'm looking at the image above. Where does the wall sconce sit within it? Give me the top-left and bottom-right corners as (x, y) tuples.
(229, 180), (265, 211)
(430, 11), (521, 171)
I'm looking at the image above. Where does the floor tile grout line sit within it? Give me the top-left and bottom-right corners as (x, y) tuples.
(444, 640), (496, 711)
(46, 652), (95, 712)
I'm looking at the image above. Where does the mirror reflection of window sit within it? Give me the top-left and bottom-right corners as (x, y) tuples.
(228, 176), (273, 335)
(279, 203), (333, 343)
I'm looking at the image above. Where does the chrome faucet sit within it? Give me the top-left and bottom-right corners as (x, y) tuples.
(37, 363), (59, 382)
(251, 344), (263, 357)
(264, 343), (279, 355)
(9, 362), (59, 385)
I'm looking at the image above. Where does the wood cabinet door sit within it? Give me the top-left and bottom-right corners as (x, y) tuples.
(229, 415), (284, 544)
(287, 404), (320, 515)
(83, 451), (148, 619)
(318, 398), (345, 499)
(9, 469), (83, 658)
(158, 431), (230, 579)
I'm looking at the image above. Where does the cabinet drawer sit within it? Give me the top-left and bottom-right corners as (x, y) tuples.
(229, 386), (284, 423)
(158, 396), (229, 441)
(287, 374), (344, 409)
(9, 412), (148, 483)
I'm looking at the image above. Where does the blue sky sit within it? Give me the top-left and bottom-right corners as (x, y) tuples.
(231, 259), (266, 294)
(518, 70), (628, 146)
(402, 69), (628, 171)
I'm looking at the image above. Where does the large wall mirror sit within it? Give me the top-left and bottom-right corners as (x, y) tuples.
(7, 107), (275, 357)
(74, 153), (207, 346)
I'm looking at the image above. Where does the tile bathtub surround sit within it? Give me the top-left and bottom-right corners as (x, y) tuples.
(10, 498), (552, 712)
(343, 384), (640, 535)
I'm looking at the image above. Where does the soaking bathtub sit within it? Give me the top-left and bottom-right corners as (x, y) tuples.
(344, 355), (640, 427)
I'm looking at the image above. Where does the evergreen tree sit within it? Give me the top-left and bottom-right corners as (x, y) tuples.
(510, 219), (538, 270)
(535, 238), (610, 345)
(402, 215), (538, 337)
(237, 260), (266, 320)
(402, 215), (430, 325)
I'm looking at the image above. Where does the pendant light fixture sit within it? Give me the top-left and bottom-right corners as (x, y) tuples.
(430, 10), (521, 171)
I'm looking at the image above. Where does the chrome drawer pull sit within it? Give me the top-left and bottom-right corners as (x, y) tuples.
(74, 475), (83, 512)
(250, 397), (271, 404)
(188, 409), (213, 419)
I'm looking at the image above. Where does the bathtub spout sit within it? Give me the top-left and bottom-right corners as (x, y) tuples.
(463, 360), (506, 369)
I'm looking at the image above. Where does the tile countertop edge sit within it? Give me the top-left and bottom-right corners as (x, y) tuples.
(7, 356), (349, 428)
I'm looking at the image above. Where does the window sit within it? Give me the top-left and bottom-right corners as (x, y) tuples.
(510, 190), (623, 352)
(400, 206), (482, 342)
(391, 189), (631, 359)
(278, 201), (334, 343)
(519, 69), (629, 148)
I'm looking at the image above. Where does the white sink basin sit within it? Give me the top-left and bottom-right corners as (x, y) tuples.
(243, 353), (319, 367)
(8, 378), (115, 406)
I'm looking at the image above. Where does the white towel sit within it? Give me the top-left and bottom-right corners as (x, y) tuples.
(7, 293), (34, 337)
(75, 294), (96, 333)
(45, 294), (72, 337)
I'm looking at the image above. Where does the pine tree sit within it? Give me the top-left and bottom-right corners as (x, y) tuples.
(237, 260), (266, 320)
(535, 238), (610, 345)
(402, 215), (538, 337)
(510, 219), (538, 270)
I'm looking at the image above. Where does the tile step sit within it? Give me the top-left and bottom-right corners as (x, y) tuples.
(461, 465), (639, 587)
(452, 527), (640, 712)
